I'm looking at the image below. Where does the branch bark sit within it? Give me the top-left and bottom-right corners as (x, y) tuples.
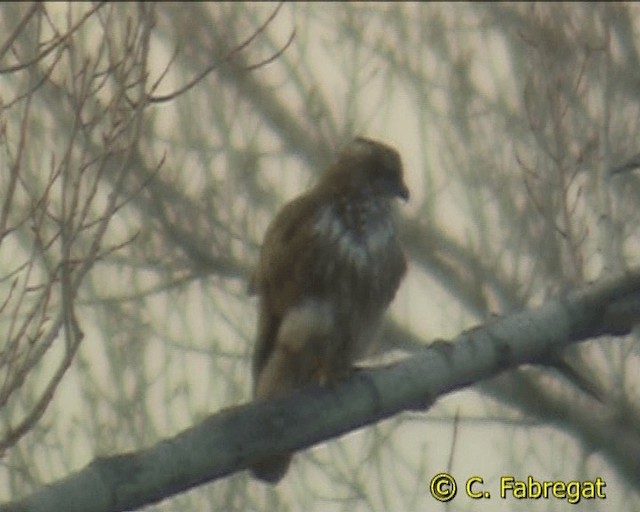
(3, 269), (640, 512)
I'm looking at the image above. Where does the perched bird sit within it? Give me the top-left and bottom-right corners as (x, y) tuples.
(250, 137), (409, 483)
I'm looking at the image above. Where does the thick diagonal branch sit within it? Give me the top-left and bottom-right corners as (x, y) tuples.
(3, 270), (640, 512)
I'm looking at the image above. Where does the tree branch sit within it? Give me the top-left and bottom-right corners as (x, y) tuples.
(3, 269), (640, 512)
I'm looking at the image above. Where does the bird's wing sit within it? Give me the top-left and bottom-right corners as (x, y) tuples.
(252, 191), (328, 379)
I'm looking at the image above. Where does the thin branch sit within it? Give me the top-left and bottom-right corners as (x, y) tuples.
(243, 28), (296, 72)
(0, 2), (106, 74)
(148, 2), (290, 104)
(0, 2), (40, 60)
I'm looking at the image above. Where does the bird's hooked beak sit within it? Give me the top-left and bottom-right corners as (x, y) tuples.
(386, 176), (409, 201)
(397, 180), (410, 201)
(377, 172), (410, 201)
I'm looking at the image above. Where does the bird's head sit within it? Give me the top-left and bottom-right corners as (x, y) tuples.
(321, 137), (409, 201)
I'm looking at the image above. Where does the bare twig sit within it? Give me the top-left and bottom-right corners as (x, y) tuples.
(148, 2), (291, 104)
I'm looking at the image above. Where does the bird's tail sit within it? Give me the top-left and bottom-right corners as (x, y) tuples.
(250, 454), (291, 484)
(250, 301), (334, 484)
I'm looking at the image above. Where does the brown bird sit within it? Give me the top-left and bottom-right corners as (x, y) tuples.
(250, 137), (409, 483)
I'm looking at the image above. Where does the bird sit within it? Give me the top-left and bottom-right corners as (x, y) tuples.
(249, 137), (409, 483)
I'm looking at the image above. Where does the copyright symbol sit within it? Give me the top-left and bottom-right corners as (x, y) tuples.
(430, 472), (457, 502)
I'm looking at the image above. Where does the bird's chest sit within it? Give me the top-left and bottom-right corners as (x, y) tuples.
(312, 201), (397, 286)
